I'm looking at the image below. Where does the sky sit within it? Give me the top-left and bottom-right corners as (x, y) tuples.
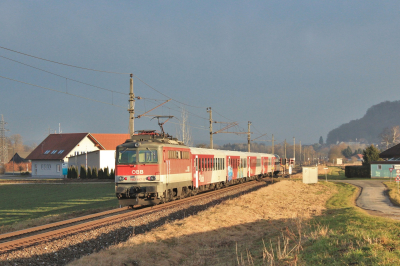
(0, 1), (399, 146)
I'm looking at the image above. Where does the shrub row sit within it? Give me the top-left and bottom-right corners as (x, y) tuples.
(345, 165), (371, 178)
(67, 165), (115, 179)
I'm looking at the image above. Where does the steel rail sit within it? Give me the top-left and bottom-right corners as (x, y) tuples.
(0, 179), (268, 253)
(0, 207), (129, 244)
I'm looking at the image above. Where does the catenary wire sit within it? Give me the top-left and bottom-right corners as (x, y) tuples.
(0, 46), (130, 75)
(0, 45), (251, 131)
(0, 75), (126, 108)
(0, 55), (128, 95)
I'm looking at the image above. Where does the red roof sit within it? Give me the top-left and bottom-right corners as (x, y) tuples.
(26, 133), (131, 160)
(26, 133), (89, 160)
(89, 133), (130, 150)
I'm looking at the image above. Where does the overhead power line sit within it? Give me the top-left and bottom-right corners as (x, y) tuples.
(0, 45), (130, 75)
(0, 75), (126, 108)
(131, 73), (206, 109)
(0, 55), (128, 95)
(0, 45), (256, 134)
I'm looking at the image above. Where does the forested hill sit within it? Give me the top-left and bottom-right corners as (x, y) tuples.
(326, 101), (400, 144)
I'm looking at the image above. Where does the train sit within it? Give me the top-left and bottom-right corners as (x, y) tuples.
(115, 131), (280, 207)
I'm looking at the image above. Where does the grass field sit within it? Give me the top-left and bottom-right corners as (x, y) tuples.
(300, 182), (400, 265)
(0, 183), (117, 233)
(318, 166), (347, 180)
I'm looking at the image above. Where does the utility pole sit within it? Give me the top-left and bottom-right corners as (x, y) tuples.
(0, 115), (8, 172)
(284, 139), (287, 159)
(247, 121), (252, 152)
(128, 74), (135, 138)
(207, 107), (213, 149)
(271, 134), (274, 154)
(299, 141), (302, 165)
(293, 137), (295, 167)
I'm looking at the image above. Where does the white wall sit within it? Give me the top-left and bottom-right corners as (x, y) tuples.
(32, 160), (63, 177)
(68, 150), (115, 172)
(64, 137), (100, 163)
(99, 150), (115, 169)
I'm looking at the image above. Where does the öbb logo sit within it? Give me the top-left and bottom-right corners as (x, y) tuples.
(132, 170), (144, 175)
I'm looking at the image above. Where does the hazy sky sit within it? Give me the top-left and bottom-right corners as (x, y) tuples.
(1, 1), (399, 146)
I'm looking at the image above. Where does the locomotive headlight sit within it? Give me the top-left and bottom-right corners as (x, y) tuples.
(118, 176), (124, 181)
(146, 176), (156, 181)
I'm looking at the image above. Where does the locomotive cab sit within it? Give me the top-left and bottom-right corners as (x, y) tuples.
(115, 131), (191, 206)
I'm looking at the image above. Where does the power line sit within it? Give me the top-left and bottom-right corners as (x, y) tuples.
(131, 73), (207, 109)
(0, 45), (130, 75)
(0, 46), (248, 129)
(0, 55), (128, 95)
(0, 75), (126, 108)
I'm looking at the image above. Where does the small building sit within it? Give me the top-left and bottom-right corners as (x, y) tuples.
(26, 133), (130, 178)
(8, 152), (30, 164)
(370, 143), (400, 178)
(370, 161), (400, 178)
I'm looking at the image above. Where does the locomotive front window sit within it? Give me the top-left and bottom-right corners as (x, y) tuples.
(138, 150), (158, 163)
(118, 149), (137, 164)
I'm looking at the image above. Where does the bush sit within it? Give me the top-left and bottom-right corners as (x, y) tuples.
(68, 166), (78, 179)
(104, 167), (110, 179)
(92, 167), (98, 179)
(87, 166), (92, 179)
(110, 168), (115, 179)
(345, 166), (371, 178)
(80, 165), (87, 179)
(98, 168), (104, 179)
(67, 167), (72, 178)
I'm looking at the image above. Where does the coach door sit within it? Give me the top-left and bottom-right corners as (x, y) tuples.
(195, 155), (199, 188)
(247, 157), (251, 177)
(166, 159), (170, 185)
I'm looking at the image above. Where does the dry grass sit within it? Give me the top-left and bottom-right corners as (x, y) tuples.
(69, 181), (336, 266)
(383, 181), (400, 207)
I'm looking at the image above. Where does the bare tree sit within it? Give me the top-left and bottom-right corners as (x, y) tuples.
(380, 126), (400, 149)
(177, 107), (193, 147)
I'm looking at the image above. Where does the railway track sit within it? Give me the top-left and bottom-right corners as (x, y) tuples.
(0, 178), (270, 253)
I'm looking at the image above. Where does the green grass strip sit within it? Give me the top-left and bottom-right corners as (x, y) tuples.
(300, 182), (400, 265)
(0, 183), (117, 228)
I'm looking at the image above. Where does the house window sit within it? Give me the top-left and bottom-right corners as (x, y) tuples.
(377, 165), (382, 170)
(44, 150), (51, 154)
(56, 164), (61, 172)
(58, 150), (64, 154)
(51, 150), (58, 154)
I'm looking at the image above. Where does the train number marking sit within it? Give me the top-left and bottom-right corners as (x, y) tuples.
(132, 170), (144, 175)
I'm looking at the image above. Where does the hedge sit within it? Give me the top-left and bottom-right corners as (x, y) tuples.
(67, 166), (114, 179)
(345, 165), (371, 178)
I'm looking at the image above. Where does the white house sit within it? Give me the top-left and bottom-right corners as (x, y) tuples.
(26, 133), (130, 178)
